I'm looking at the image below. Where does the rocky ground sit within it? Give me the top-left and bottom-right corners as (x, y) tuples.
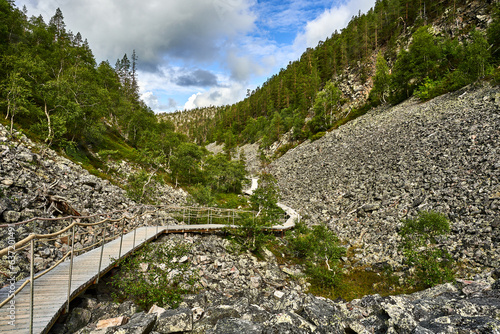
(271, 84), (500, 277)
(0, 124), (187, 285)
(51, 233), (500, 334)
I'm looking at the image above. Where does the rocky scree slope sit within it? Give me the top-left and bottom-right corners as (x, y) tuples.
(271, 84), (500, 276)
(0, 124), (187, 284)
(55, 233), (500, 334)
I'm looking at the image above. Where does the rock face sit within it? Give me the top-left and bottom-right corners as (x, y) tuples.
(54, 233), (500, 333)
(271, 84), (500, 275)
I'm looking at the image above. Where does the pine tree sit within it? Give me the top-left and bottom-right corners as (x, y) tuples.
(49, 8), (66, 42)
(371, 51), (390, 103)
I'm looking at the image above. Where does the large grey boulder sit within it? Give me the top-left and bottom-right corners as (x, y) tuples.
(155, 308), (192, 333)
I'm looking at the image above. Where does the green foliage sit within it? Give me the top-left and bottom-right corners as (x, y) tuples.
(310, 131), (326, 142)
(126, 170), (162, 204)
(460, 29), (492, 80)
(273, 142), (297, 159)
(414, 77), (443, 101)
(487, 5), (500, 65)
(250, 173), (282, 223)
(111, 242), (198, 310)
(228, 214), (275, 254)
(229, 173), (282, 252)
(286, 222), (345, 289)
(214, 192), (248, 209)
(204, 153), (247, 193)
(308, 81), (342, 136)
(398, 211), (454, 288)
(390, 25), (494, 104)
(170, 143), (205, 185)
(370, 51), (390, 104)
(187, 184), (215, 207)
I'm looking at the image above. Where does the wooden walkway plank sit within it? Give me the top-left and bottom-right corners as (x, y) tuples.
(0, 226), (169, 334)
(0, 206), (299, 334)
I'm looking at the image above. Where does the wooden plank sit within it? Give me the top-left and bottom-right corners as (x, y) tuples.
(0, 226), (166, 334)
(0, 218), (297, 334)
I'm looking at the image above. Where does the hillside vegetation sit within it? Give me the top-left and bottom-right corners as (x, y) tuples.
(0, 0), (250, 206)
(165, 0), (500, 154)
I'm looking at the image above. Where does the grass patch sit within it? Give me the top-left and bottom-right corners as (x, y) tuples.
(309, 268), (421, 301)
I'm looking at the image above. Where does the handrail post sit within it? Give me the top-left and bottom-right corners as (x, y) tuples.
(29, 237), (34, 334)
(66, 222), (75, 313)
(96, 226), (105, 284)
(133, 218), (137, 248)
(118, 218), (125, 258)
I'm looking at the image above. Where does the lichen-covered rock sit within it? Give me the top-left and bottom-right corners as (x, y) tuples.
(155, 308), (192, 333)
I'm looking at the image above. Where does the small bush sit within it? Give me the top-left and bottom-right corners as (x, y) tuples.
(310, 132), (326, 142)
(228, 214), (274, 253)
(111, 242), (198, 310)
(399, 211), (454, 288)
(286, 222), (345, 289)
(415, 77), (443, 101)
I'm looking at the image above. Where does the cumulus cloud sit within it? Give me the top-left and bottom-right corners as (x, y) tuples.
(183, 83), (247, 110)
(141, 91), (178, 112)
(227, 51), (263, 82)
(20, 0), (256, 67)
(294, 0), (376, 50)
(175, 69), (219, 87)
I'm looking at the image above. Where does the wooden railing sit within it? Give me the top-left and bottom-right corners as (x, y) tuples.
(0, 204), (298, 333)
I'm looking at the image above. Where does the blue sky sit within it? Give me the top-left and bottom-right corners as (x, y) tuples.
(16, 0), (375, 113)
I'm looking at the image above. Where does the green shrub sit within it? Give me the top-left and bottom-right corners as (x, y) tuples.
(187, 184), (215, 206)
(310, 132), (326, 142)
(111, 242), (198, 310)
(229, 173), (281, 253)
(228, 214), (275, 253)
(286, 222), (345, 289)
(415, 77), (444, 101)
(398, 211), (454, 288)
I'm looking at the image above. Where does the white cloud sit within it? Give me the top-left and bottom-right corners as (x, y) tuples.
(19, 0), (257, 66)
(226, 50), (266, 82)
(184, 93), (203, 110)
(294, 0), (376, 50)
(140, 91), (178, 113)
(183, 83), (247, 110)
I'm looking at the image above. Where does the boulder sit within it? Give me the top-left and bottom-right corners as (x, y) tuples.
(155, 308), (192, 333)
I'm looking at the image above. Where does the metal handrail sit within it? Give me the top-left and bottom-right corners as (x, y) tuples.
(0, 204), (293, 334)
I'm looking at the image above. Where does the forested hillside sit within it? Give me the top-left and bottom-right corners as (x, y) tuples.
(0, 0), (248, 205)
(164, 0), (500, 151)
(1, 0), (500, 205)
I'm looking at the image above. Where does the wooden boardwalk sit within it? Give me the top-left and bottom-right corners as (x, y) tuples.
(0, 206), (298, 334)
(0, 224), (233, 334)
